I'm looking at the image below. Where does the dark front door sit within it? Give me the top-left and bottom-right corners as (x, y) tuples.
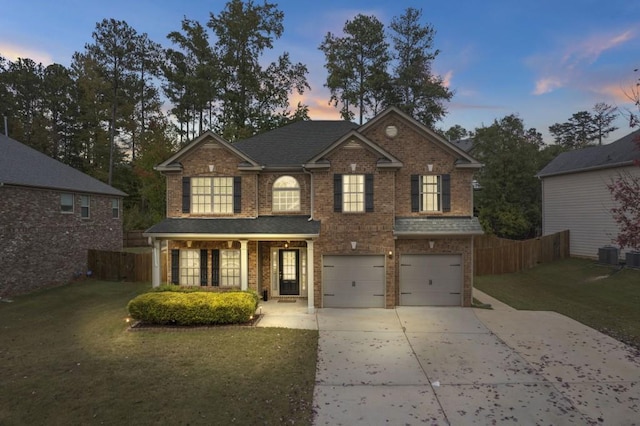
(279, 249), (299, 295)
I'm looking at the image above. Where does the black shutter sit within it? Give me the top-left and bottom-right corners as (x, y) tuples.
(211, 249), (220, 286)
(182, 177), (191, 213)
(365, 174), (374, 212)
(442, 174), (451, 212)
(200, 249), (208, 286)
(171, 249), (180, 284)
(333, 174), (342, 212)
(410, 175), (420, 212)
(233, 176), (242, 213)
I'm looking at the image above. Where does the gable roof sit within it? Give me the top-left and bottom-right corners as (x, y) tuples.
(359, 107), (482, 169)
(155, 130), (261, 172)
(304, 129), (403, 169)
(233, 120), (359, 167)
(537, 130), (640, 178)
(0, 133), (126, 196)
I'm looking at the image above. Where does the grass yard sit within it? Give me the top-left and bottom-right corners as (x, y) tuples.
(475, 258), (640, 349)
(0, 281), (318, 425)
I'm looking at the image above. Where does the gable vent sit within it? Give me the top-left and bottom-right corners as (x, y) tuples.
(343, 140), (362, 149)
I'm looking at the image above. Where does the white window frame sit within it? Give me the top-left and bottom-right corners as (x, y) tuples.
(420, 175), (441, 212)
(60, 193), (74, 213)
(192, 177), (233, 214)
(80, 195), (90, 218)
(342, 174), (365, 212)
(112, 198), (120, 219)
(272, 176), (300, 212)
(220, 249), (240, 287)
(180, 249), (200, 285)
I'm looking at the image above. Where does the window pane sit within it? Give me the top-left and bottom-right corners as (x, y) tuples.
(112, 199), (119, 218)
(420, 175), (441, 212)
(60, 193), (73, 213)
(273, 176), (300, 212)
(220, 250), (240, 286)
(343, 174), (364, 212)
(80, 195), (90, 218)
(213, 177), (233, 213)
(191, 177), (234, 214)
(180, 249), (200, 285)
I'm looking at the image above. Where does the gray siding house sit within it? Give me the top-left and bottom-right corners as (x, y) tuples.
(537, 130), (640, 258)
(0, 134), (126, 297)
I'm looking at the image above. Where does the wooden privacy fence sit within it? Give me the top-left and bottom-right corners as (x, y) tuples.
(88, 250), (163, 282)
(474, 230), (570, 276)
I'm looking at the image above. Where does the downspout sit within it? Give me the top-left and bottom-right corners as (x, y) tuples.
(255, 173), (259, 218)
(303, 166), (314, 221)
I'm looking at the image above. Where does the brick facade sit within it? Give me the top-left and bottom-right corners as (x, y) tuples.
(151, 108), (480, 308)
(0, 185), (123, 297)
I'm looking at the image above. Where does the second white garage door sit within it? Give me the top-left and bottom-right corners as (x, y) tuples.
(322, 255), (385, 308)
(399, 254), (463, 306)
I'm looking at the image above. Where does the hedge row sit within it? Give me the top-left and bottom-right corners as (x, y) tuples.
(127, 290), (258, 326)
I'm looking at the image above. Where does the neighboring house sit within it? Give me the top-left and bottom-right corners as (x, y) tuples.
(537, 129), (640, 259)
(145, 107), (483, 312)
(0, 134), (126, 297)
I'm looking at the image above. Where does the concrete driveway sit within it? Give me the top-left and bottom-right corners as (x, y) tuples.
(255, 295), (640, 425)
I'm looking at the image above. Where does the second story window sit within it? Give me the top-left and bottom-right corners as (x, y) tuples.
(333, 174), (374, 213)
(112, 198), (120, 219)
(420, 175), (441, 212)
(192, 177), (234, 214)
(343, 174), (365, 212)
(411, 174), (451, 213)
(273, 176), (300, 212)
(80, 195), (90, 218)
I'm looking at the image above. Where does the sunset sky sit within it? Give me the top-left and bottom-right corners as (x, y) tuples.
(2, 0), (639, 143)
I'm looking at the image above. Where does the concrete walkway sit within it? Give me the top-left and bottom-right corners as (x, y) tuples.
(256, 299), (640, 425)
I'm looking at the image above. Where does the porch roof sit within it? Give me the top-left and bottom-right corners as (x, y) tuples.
(394, 217), (484, 237)
(144, 216), (320, 240)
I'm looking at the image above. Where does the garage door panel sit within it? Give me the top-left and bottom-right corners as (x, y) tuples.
(323, 256), (385, 308)
(400, 254), (462, 306)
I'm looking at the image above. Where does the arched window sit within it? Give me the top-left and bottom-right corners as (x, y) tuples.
(272, 176), (300, 212)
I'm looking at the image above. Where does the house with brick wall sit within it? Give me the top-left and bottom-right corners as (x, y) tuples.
(145, 107), (483, 312)
(0, 134), (126, 297)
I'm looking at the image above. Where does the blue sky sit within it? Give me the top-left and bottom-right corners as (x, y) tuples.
(2, 0), (639, 143)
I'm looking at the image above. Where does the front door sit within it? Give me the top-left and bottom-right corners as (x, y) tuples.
(279, 249), (299, 295)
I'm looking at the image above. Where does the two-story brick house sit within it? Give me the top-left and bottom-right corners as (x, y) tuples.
(0, 133), (126, 297)
(145, 107), (482, 312)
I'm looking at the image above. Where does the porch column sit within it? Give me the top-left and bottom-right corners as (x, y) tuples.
(306, 240), (315, 314)
(240, 240), (248, 291)
(151, 238), (161, 288)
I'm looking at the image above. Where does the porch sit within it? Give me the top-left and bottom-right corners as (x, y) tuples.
(144, 216), (320, 313)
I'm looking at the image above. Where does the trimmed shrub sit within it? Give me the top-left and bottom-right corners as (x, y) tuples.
(128, 291), (258, 325)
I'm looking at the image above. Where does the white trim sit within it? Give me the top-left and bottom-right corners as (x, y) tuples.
(240, 240), (248, 291)
(306, 240), (315, 314)
(143, 233), (318, 241)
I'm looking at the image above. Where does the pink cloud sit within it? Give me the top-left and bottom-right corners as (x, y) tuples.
(0, 42), (53, 65)
(533, 77), (564, 95)
(563, 30), (635, 69)
(528, 27), (637, 96)
(442, 70), (453, 88)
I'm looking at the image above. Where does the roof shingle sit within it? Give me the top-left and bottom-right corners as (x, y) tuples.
(537, 130), (640, 177)
(0, 134), (126, 196)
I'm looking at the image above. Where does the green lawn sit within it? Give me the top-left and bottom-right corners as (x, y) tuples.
(475, 258), (640, 349)
(0, 281), (318, 425)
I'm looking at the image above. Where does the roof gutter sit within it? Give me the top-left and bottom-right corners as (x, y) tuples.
(536, 160), (637, 178)
(142, 232), (319, 241)
(393, 230), (485, 238)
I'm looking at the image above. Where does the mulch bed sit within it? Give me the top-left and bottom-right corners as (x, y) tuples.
(127, 314), (263, 331)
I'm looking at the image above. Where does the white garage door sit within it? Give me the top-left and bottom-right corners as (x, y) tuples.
(323, 255), (385, 308)
(400, 254), (462, 306)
